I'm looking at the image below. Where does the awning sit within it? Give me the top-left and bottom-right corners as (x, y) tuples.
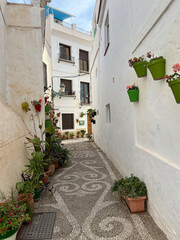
(45, 6), (75, 21)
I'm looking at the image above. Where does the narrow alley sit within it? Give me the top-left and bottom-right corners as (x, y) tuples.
(36, 141), (167, 240)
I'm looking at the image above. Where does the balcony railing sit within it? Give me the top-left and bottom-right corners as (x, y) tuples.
(54, 19), (72, 29)
(58, 54), (75, 63)
(76, 27), (92, 36)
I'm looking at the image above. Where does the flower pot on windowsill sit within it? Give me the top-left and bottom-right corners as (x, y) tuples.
(147, 58), (166, 80)
(127, 89), (139, 102)
(168, 78), (180, 103)
(34, 104), (41, 112)
(133, 61), (147, 78)
(125, 196), (146, 213)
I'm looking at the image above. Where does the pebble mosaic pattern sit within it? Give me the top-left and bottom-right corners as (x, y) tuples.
(36, 141), (168, 240)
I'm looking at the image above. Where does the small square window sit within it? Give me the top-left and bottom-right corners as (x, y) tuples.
(106, 104), (111, 123)
(62, 114), (74, 130)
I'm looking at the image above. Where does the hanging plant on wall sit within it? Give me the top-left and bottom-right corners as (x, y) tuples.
(31, 99), (42, 112)
(128, 56), (147, 78)
(147, 52), (166, 80)
(126, 84), (139, 102)
(165, 63), (180, 103)
(21, 102), (30, 112)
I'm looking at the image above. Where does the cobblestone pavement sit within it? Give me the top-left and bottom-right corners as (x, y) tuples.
(36, 141), (167, 240)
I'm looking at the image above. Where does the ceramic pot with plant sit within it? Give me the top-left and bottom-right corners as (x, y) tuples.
(65, 131), (69, 139)
(31, 99), (42, 112)
(81, 130), (86, 138)
(70, 132), (74, 139)
(45, 104), (51, 113)
(147, 52), (166, 80)
(126, 84), (139, 102)
(24, 152), (46, 201)
(165, 63), (180, 103)
(128, 56), (147, 78)
(77, 131), (80, 138)
(21, 102), (30, 112)
(42, 169), (51, 185)
(112, 174), (147, 213)
(80, 112), (85, 117)
(0, 198), (30, 240)
(48, 163), (56, 176)
(45, 119), (51, 128)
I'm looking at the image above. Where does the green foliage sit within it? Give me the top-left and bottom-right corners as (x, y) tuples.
(70, 132), (74, 137)
(65, 131), (69, 136)
(80, 112), (85, 117)
(24, 152), (46, 190)
(16, 181), (34, 194)
(0, 191), (30, 236)
(86, 133), (92, 141)
(80, 130), (86, 136)
(112, 174), (147, 198)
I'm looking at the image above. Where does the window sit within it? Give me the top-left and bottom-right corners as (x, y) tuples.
(43, 62), (47, 89)
(59, 44), (71, 61)
(104, 11), (110, 54)
(106, 104), (111, 123)
(79, 50), (89, 72)
(61, 79), (72, 95)
(62, 114), (74, 130)
(80, 82), (90, 104)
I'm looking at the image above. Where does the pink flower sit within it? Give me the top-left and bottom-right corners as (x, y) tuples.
(126, 86), (131, 90)
(164, 75), (169, 79)
(0, 218), (3, 222)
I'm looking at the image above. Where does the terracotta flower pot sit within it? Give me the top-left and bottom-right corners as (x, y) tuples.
(34, 104), (41, 112)
(52, 161), (59, 169)
(18, 193), (34, 210)
(125, 196), (146, 213)
(48, 164), (55, 176)
(42, 169), (51, 185)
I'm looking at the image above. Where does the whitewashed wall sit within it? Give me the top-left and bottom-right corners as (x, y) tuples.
(91, 0), (180, 239)
(0, 2), (45, 194)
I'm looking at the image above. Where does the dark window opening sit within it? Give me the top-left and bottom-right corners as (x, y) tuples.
(79, 49), (89, 72)
(80, 82), (90, 104)
(62, 114), (74, 130)
(61, 79), (72, 95)
(43, 62), (47, 89)
(60, 44), (71, 60)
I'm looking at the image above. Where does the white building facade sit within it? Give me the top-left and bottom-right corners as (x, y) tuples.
(90, 0), (180, 239)
(44, 8), (93, 137)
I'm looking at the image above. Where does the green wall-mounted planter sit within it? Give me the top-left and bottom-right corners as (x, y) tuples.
(168, 78), (180, 103)
(45, 119), (51, 128)
(147, 58), (166, 80)
(133, 61), (147, 78)
(127, 89), (139, 102)
(45, 105), (51, 113)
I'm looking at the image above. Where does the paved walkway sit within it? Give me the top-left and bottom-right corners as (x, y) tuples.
(36, 141), (167, 240)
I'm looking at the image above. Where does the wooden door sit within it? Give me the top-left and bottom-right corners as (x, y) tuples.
(87, 114), (92, 134)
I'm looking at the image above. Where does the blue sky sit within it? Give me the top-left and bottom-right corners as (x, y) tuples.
(7, 0), (96, 31)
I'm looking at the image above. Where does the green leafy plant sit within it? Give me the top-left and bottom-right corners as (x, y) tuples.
(70, 132), (74, 138)
(80, 130), (86, 137)
(65, 131), (69, 139)
(0, 193), (30, 237)
(16, 181), (34, 195)
(128, 56), (145, 67)
(87, 109), (97, 119)
(146, 51), (164, 62)
(112, 174), (147, 198)
(24, 152), (46, 190)
(80, 112), (85, 117)
(86, 133), (92, 141)
(77, 131), (80, 138)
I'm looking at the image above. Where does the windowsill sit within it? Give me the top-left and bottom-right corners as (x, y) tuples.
(58, 58), (75, 64)
(62, 94), (76, 97)
(104, 42), (110, 56)
(79, 70), (89, 74)
(80, 102), (90, 105)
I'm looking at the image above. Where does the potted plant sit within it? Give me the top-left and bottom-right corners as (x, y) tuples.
(44, 96), (49, 104)
(128, 56), (147, 78)
(76, 119), (79, 123)
(112, 174), (147, 213)
(0, 197), (30, 240)
(24, 152), (46, 202)
(165, 63), (180, 103)
(21, 102), (30, 112)
(31, 99), (42, 112)
(70, 132), (74, 139)
(45, 103), (51, 113)
(45, 119), (51, 128)
(91, 119), (96, 124)
(126, 84), (139, 102)
(65, 131), (69, 140)
(86, 133), (92, 141)
(147, 52), (166, 80)
(81, 130), (86, 138)
(80, 112), (85, 117)
(77, 131), (80, 138)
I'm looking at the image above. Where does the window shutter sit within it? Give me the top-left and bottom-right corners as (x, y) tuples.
(79, 50), (88, 60)
(62, 114), (74, 130)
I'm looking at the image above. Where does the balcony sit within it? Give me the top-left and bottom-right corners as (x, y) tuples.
(58, 54), (75, 64)
(59, 91), (76, 99)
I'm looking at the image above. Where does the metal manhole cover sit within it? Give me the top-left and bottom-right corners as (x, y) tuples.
(17, 212), (56, 240)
